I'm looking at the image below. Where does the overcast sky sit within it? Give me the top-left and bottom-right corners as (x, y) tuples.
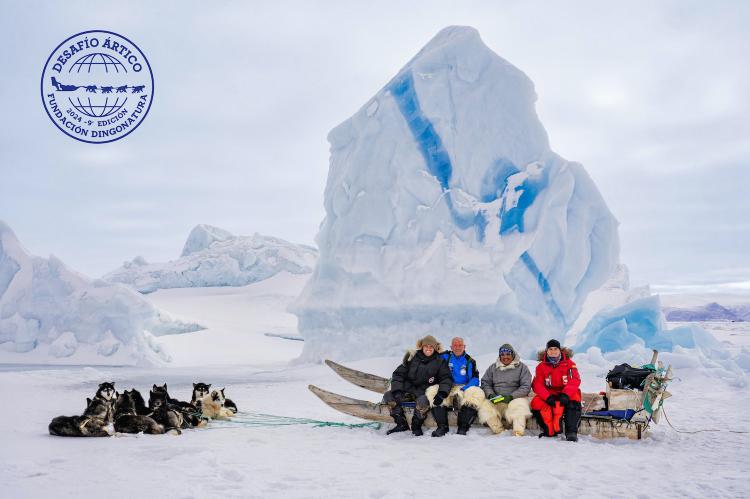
(1, 0), (748, 294)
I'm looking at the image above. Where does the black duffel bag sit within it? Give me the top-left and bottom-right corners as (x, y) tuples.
(606, 363), (654, 390)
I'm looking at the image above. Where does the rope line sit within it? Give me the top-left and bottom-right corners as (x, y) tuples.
(205, 412), (381, 430)
(662, 406), (749, 435)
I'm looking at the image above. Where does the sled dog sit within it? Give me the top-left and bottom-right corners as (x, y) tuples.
(48, 397), (112, 437)
(148, 389), (184, 434)
(114, 390), (166, 435)
(197, 389), (235, 419)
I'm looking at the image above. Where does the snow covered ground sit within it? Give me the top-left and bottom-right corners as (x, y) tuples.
(2, 275), (748, 498)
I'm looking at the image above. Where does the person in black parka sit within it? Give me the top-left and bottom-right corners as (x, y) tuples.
(383, 335), (453, 437)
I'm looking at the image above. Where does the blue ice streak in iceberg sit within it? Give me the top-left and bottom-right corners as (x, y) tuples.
(390, 72), (487, 241)
(499, 167), (549, 235)
(520, 251), (566, 326)
(390, 71), (563, 323)
(480, 159), (519, 203)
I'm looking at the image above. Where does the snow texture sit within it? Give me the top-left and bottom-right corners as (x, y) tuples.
(0, 220), (202, 366)
(2, 281), (748, 498)
(294, 26), (619, 360)
(104, 224), (318, 293)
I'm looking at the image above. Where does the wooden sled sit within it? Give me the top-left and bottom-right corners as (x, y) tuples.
(324, 359), (608, 412)
(308, 384), (647, 439)
(314, 353), (672, 440)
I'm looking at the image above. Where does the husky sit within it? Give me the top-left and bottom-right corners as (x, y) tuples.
(151, 383), (204, 427)
(48, 397), (112, 437)
(93, 382), (118, 423)
(151, 383), (194, 410)
(129, 388), (150, 416)
(114, 390), (166, 435)
(221, 388), (238, 414)
(191, 383), (211, 404)
(148, 389), (184, 434)
(95, 381), (117, 402)
(197, 389), (234, 419)
(193, 384), (237, 414)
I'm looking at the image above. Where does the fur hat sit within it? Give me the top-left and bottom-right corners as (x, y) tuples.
(546, 339), (561, 350)
(417, 335), (441, 351)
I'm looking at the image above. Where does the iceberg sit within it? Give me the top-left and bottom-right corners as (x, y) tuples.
(573, 294), (748, 382)
(0, 220), (201, 365)
(293, 26), (619, 360)
(104, 224), (318, 293)
(573, 295), (724, 357)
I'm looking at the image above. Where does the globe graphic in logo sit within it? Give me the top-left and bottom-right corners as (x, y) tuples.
(66, 53), (129, 118)
(70, 53), (127, 74)
(41, 30), (154, 144)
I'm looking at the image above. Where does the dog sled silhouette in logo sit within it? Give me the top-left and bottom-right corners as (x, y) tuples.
(41, 30), (154, 143)
(47, 51), (146, 119)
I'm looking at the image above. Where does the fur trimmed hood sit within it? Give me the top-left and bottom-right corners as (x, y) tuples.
(416, 335), (442, 352)
(402, 346), (444, 364)
(537, 347), (574, 362)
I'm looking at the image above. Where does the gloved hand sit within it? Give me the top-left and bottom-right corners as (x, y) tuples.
(391, 390), (404, 403)
(545, 395), (559, 407)
(558, 393), (570, 407)
(490, 395), (513, 404)
(433, 392), (447, 407)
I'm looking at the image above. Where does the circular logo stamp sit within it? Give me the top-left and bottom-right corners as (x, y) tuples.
(41, 30), (154, 144)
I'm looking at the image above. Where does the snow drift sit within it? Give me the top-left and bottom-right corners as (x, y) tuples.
(105, 224), (318, 293)
(293, 26), (619, 361)
(0, 221), (202, 366)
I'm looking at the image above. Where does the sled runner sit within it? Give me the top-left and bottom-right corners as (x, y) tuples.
(313, 353), (673, 440)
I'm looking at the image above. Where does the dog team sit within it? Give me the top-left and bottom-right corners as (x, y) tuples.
(48, 382), (237, 437)
(383, 336), (582, 441)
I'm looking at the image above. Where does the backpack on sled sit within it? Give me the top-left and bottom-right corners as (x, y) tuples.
(606, 363), (655, 390)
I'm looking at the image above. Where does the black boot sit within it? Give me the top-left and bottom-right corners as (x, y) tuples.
(431, 406), (449, 437)
(386, 405), (409, 435)
(411, 411), (426, 436)
(456, 406), (477, 435)
(564, 402), (581, 442)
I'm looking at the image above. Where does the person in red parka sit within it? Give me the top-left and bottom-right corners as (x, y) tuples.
(530, 339), (582, 441)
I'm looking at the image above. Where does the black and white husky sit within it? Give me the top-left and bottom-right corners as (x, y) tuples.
(191, 383), (211, 404)
(94, 381), (117, 423)
(193, 383), (237, 414)
(196, 389), (235, 419)
(114, 390), (166, 435)
(48, 397), (112, 437)
(222, 388), (238, 414)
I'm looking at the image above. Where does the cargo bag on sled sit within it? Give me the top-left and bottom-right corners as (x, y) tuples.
(606, 364), (655, 390)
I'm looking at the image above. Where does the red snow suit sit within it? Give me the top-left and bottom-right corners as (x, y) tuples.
(530, 349), (581, 436)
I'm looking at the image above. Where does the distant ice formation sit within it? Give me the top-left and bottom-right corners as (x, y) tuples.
(105, 224), (318, 293)
(0, 220), (201, 366)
